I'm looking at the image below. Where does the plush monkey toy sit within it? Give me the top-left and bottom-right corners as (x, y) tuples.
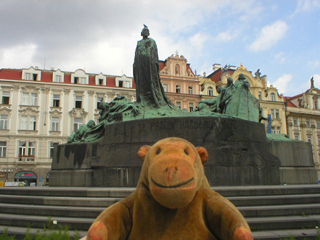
(87, 137), (253, 240)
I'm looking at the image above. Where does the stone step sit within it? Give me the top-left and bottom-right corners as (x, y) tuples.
(2, 185), (320, 198)
(1, 202), (320, 220)
(0, 203), (105, 218)
(228, 193), (320, 206)
(252, 229), (319, 240)
(238, 203), (320, 217)
(0, 213), (93, 231)
(0, 225), (87, 240)
(0, 194), (123, 207)
(2, 193), (320, 208)
(247, 214), (320, 231)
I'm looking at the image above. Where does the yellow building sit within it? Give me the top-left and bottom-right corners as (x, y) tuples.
(201, 64), (287, 135)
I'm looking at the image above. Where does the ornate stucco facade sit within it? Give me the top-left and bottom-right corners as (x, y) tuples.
(1, 59), (319, 185)
(286, 80), (320, 169)
(159, 53), (200, 111)
(201, 64), (287, 135)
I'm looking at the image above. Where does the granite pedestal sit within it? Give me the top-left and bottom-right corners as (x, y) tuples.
(51, 116), (291, 187)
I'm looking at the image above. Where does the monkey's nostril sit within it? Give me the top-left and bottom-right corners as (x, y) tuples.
(175, 167), (178, 171)
(165, 168), (168, 172)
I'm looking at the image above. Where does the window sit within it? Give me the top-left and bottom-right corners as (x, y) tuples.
(50, 142), (59, 158)
(189, 103), (194, 112)
(32, 74), (38, 81)
(276, 127), (281, 134)
(97, 97), (103, 109)
(188, 86), (193, 94)
(2, 91), (10, 104)
(18, 141), (35, 160)
(318, 136), (320, 146)
(74, 77), (79, 84)
(271, 92), (276, 101)
(25, 73), (31, 80)
(74, 118), (83, 132)
(258, 91), (262, 100)
(53, 94), (60, 107)
(294, 118), (299, 126)
(307, 120), (311, 127)
(75, 96), (82, 108)
(0, 115), (8, 129)
(271, 127), (275, 134)
(80, 77), (86, 84)
(208, 87), (214, 96)
(22, 92), (37, 106)
(163, 84), (168, 92)
(308, 136), (312, 145)
(0, 142), (6, 157)
(275, 109), (280, 119)
(98, 79), (103, 85)
(55, 75), (61, 83)
(271, 109), (275, 119)
(318, 121), (320, 128)
(51, 117), (59, 131)
(20, 116), (36, 130)
(176, 85), (181, 93)
(176, 102), (181, 109)
(295, 133), (300, 140)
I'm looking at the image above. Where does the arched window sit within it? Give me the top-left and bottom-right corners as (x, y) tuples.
(208, 87), (214, 96)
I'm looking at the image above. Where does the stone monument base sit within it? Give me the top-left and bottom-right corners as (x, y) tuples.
(50, 117), (317, 187)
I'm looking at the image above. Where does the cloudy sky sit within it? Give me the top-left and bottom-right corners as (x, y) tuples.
(0, 0), (319, 96)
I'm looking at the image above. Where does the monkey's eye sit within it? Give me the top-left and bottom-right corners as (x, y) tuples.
(184, 149), (189, 155)
(156, 148), (161, 154)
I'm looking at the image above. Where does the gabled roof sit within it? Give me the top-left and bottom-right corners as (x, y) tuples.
(207, 68), (235, 83)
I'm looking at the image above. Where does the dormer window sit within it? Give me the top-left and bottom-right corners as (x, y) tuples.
(74, 77), (79, 84)
(115, 75), (132, 88)
(99, 79), (103, 85)
(271, 92), (276, 101)
(32, 74), (38, 81)
(25, 73), (31, 80)
(208, 87), (213, 96)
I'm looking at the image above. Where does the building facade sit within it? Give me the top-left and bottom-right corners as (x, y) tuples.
(1, 59), (319, 185)
(201, 64), (287, 135)
(286, 79), (320, 169)
(0, 53), (199, 185)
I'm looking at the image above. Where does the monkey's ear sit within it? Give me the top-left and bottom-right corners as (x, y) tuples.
(137, 145), (151, 161)
(196, 147), (208, 164)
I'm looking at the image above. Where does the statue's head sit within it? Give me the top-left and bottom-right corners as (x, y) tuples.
(141, 24), (150, 38)
(87, 120), (95, 129)
(227, 77), (233, 85)
(238, 73), (246, 81)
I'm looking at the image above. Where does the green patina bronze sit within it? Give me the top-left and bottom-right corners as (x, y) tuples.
(68, 26), (263, 143)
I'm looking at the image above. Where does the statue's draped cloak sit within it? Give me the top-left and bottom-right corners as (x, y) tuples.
(133, 38), (174, 108)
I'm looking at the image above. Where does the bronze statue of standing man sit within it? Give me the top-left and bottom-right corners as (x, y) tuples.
(133, 25), (174, 108)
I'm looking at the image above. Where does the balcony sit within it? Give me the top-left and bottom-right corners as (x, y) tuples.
(16, 156), (38, 165)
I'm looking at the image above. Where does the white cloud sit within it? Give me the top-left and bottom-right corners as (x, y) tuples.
(312, 74), (320, 88)
(188, 32), (210, 50)
(249, 20), (288, 52)
(272, 74), (293, 95)
(295, 0), (320, 13)
(0, 44), (37, 69)
(307, 60), (320, 70)
(275, 52), (287, 64)
(215, 30), (235, 42)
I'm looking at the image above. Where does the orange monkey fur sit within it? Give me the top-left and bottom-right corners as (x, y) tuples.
(87, 137), (253, 240)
